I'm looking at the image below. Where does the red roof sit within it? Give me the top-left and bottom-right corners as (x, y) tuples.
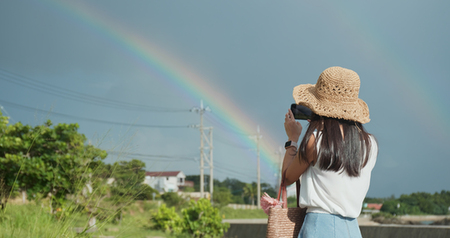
(146, 171), (182, 177)
(366, 203), (383, 210)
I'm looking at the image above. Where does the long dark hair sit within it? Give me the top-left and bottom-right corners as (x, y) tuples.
(299, 113), (374, 177)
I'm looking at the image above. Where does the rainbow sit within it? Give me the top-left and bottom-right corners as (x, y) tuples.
(39, 1), (450, 185)
(40, 0), (282, 182)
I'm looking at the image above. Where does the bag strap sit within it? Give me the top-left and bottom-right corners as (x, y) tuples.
(277, 169), (301, 209)
(296, 179), (300, 207)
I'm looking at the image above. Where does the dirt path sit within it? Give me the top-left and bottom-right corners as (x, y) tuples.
(399, 215), (450, 222)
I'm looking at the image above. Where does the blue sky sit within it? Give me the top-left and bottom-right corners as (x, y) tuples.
(0, 0), (449, 198)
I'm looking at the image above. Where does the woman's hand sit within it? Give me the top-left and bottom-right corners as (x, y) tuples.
(284, 109), (303, 143)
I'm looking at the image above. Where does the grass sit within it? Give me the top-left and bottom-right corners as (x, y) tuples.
(0, 201), (266, 238)
(0, 203), (79, 238)
(219, 206), (268, 219)
(0, 116), (189, 237)
(0, 201), (172, 238)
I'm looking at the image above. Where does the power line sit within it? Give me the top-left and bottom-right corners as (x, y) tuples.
(214, 160), (273, 184)
(214, 161), (254, 173)
(214, 165), (256, 179)
(204, 113), (248, 135)
(0, 69), (261, 144)
(0, 69), (275, 185)
(0, 104), (16, 123)
(111, 150), (268, 183)
(213, 134), (252, 150)
(0, 68), (188, 112)
(213, 165), (272, 184)
(214, 165), (255, 179)
(0, 99), (189, 128)
(108, 151), (196, 161)
(4, 99), (270, 183)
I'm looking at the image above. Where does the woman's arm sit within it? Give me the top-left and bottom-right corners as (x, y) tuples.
(282, 135), (315, 185)
(282, 109), (316, 185)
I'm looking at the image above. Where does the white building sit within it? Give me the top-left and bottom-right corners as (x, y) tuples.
(144, 171), (188, 193)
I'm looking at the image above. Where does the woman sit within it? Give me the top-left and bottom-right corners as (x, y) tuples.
(282, 66), (378, 238)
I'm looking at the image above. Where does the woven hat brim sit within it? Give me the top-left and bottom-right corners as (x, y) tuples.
(293, 84), (370, 124)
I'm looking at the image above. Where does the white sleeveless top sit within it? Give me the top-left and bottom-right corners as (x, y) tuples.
(298, 132), (378, 218)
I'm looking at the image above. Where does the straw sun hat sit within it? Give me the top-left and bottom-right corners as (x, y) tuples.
(293, 66), (370, 124)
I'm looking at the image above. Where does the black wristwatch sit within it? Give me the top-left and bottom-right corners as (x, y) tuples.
(284, 140), (298, 149)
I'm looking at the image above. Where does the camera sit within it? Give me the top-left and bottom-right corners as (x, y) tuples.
(290, 103), (312, 120)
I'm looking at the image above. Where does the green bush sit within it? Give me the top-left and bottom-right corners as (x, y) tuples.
(212, 187), (232, 208)
(182, 199), (229, 238)
(150, 204), (183, 235)
(135, 184), (159, 200)
(231, 195), (245, 204)
(161, 192), (186, 209)
(371, 212), (393, 219)
(371, 211), (403, 224)
(150, 199), (229, 238)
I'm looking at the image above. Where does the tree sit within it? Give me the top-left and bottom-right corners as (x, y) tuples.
(221, 178), (246, 196)
(106, 159), (156, 222)
(380, 199), (400, 214)
(364, 197), (385, 204)
(185, 175), (201, 192)
(0, 116), (107, 210)
(94, 159), (158, 222)
(184, 176), (277, 205)
(261, 182), (277, 198)
(243, 183), (257, 205)
(161, 192), (186, 210)
(135, 183), (159, 200)
(0, 112), (9, 209)
(216, 177), (251, 204)
(108, 159), (148, 200)
(185, 175), (220, 192)
(212, 187), (232, 208)
(377, 191), (450, 215)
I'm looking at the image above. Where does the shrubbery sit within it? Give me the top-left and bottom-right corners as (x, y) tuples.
(151, 204), (184, 235)
(161, 192), (187, 209)
(371, 212), (393, 219)
(371, 212), (407, 225)
(379, 191), (450, 215)
(212, 187), (232, 208)
(0, 116), (107, 211)
(151, 198), (229, 238)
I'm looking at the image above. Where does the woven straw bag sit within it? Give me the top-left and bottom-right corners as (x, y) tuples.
(266, 178), (306, 238)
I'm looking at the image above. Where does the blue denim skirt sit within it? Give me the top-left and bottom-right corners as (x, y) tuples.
(298, 213), (362, 238)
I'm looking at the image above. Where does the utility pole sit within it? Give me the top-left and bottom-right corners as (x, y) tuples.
(199, 125), (214, 201)
(208, 128), (213, 201)
(191, 100), (213, 200)
(249, 125), (262, 209)
(275, 146), (284, 191)
(0, 104), (15, 122)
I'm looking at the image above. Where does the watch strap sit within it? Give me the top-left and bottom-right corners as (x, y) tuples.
(284, 140), (298, 149)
